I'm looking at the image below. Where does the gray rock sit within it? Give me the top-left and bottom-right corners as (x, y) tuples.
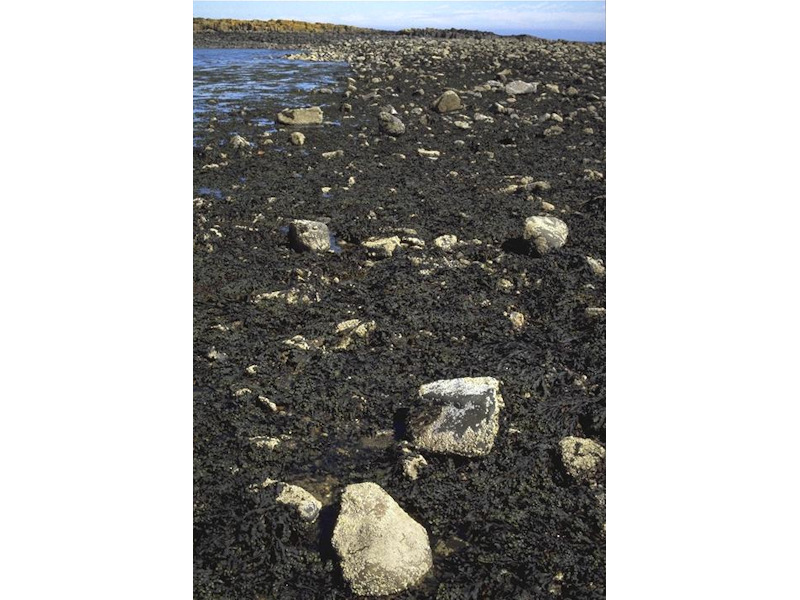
(523, 216), (569, 254)
(289, 131), (305, 146)
(333, 482), (432, 596)
(410, 377), (504, 457)
(558, 436), (605, 484)
(434, 90), (462, 113)
(322, 150), (344, 159)
(379, 112), (406, 136)
(289, 220), (331, 253)
(544, 125), (564, 136)
(504, 80), (538, 95)
(276, 106), (324, 126)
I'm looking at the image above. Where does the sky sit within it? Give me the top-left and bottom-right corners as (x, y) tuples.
(193, 1), (605, 42)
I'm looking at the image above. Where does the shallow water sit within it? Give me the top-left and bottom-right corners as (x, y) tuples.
(193, 48), (350, 139)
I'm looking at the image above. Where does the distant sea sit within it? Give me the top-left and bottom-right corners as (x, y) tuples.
(501, 29), (605, 42)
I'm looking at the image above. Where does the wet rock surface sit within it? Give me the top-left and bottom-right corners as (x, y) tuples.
(194, 30), (605, 600)
(409, 377), (504, 457)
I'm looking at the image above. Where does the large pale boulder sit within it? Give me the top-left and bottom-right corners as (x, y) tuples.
(333, 482), (432, 596)
(433, 90), (462, 113)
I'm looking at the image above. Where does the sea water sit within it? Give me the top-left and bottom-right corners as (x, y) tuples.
(193, 48), (350, 141)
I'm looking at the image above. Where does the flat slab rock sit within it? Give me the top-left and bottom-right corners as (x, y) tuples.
(332, 482), (432, 596)
(409, 377), (504, 457)
(276, 106), (324, 126)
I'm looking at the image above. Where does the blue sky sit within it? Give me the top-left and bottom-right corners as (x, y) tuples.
(193, 1), (605, 42)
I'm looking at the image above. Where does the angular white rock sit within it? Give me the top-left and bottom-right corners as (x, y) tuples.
(523, 216), (569, 254)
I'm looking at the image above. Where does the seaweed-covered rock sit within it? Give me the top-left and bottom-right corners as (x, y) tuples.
(559, 436), (606, 484)
(332, 482), (432, 596)
(276, 106), (324, 125)
(409, 377), (504, 457)
(523, 216), (569, 255)
(288, 219), (330, 252)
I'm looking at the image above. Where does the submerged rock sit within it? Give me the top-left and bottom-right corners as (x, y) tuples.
(333, 482), (432, 596)
(523, 216), (569, 255)
(409, 377), (504, 457)
(276, 106), (324, 126)
(288, 220), (331, 253)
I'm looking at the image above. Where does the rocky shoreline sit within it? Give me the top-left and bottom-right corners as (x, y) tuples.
(194, 32), (605, 599)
